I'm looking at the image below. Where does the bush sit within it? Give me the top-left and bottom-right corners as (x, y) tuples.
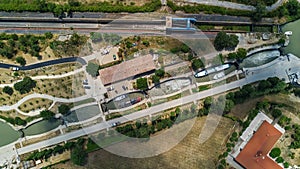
(155, 69), (165, 78)
(269, 148), (281, 158)
(191, 59), (204, 71)
(275, 156), (284, 163)
(16, 56), (26, 66)
(283, 162), (289, 168)
(271, 109), (282, 119)
(40, 110), (55, 120)
(136, 78), (148, 90)
(58, 104), (70, 115)
(3, 86), (13, 95)
(71, 144), (87, 166)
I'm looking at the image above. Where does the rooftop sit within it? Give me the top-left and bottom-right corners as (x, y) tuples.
(99, 54), (156, 85)
(235, 121), (283, 169)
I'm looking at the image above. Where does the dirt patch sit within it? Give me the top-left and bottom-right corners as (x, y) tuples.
(53, 117), (234, 169)
(228, 97), (262, 120)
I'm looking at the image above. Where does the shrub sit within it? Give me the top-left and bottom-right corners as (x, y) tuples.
(269, 148), (281, 158)
(3, 86), (13, 95)
(275, 156), (284, 163)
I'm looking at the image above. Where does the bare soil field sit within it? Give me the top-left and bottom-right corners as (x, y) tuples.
(53, 116), (234, 169)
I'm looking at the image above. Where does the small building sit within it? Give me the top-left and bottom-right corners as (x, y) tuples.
(235, 121), (283, 169)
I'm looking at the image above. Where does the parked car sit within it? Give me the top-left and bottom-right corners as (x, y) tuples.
(84, 86), (91, 89)
(107, 86), (114, 91)
(11, 67), (19, 71)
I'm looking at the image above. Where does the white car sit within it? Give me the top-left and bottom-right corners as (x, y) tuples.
(11, 67), (19, 71)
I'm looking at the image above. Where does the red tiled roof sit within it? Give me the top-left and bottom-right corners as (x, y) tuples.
(236, 121), (283, 169)
(99, 55), (155, 85)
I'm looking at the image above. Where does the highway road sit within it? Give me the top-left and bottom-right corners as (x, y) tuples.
(16, 53), (298, 155)
(0, 57), (86, 70)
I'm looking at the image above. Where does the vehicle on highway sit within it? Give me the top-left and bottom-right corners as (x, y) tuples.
(111, 121), (121, 127)
(11, 67), (19, 71)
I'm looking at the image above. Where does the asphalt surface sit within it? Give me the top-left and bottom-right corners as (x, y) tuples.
(0, 57), (86, 70)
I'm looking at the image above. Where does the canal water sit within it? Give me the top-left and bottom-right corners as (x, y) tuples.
(64, 105), (100, 123)
(282, 19), (300, 57)
(0, 121), (20, 147)
(23, 119), (62, 136)
(241, 49), (280, 68)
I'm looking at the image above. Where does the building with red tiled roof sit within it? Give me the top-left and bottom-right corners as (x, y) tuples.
(235, 121), (283, 169)
(99, 55), (156, 85)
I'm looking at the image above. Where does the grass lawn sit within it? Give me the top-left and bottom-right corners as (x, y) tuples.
(198, 84), (211, 92)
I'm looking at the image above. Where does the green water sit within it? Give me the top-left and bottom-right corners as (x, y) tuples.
(282, 19), (300, 56)
(23, 119), (61, 136)
(65, 105), (100, 123)
(0, 121), (20, 146)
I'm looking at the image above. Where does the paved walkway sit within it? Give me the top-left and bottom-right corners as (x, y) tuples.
(0, 93), (90, 115)
(184, 0), (284, 11)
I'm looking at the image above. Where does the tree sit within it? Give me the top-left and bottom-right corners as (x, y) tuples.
(90, 32), (103, 42)
(224, 100), (235, 113)
(136, 78), (148, 90)
(40, 110), (55, 120)
(181, 44), (190, 53)
(272, 109), (282, 119)
(152, 75), (160, 84)
(236, 48), (247, 60)
(14, 117), (27, 126)
(214, 31), (228, 51)
(3, 86), (13, 95)
(53, 5), (64, 18)
(214, 32), (239, 51)
(286, 0), (300, 16)
(269, 147), (281, 158)
(71, 144), (87, 166)
(86, 62), (100, 77)
(16, 56), (26, 66)
(155, 69), (165, 78)
(191, 59), (204, 71)
(58, 104), (70, 115)
(252, 2), (267, 22)
(142, 40), (150, 47)
(14, 77), (36, 94)
(226, 35), (239, 50)
(44, 32), (53, 39)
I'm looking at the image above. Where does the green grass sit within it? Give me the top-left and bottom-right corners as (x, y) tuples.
(71, 98), (96, 107)
(167, 93), (182, 101)
(198, 85), (211, 92)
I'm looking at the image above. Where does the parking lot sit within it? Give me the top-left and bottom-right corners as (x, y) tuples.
(98, 46), (120, 65)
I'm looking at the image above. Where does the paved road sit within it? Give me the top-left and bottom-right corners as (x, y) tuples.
(0, 57), (86, 70)
(184, 0), (284, 11)
(16, 54), (300, 155)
